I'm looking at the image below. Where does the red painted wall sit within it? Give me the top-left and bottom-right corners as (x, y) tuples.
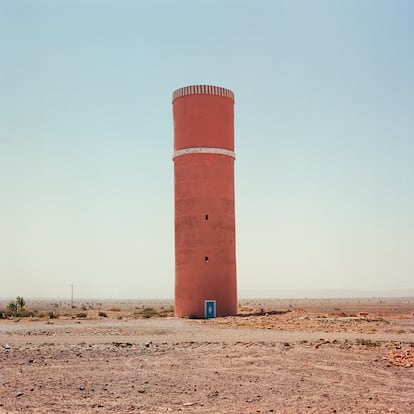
(173, 85), (237, 318)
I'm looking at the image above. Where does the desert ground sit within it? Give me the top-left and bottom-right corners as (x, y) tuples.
(0, 297), (413, 413)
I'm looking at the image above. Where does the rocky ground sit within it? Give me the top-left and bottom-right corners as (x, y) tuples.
(0, 298), (413, 413)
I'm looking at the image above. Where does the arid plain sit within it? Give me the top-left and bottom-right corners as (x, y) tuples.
(1, 297), (413, 413)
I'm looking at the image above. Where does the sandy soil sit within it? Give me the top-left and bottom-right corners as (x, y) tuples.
(1, 298), (413, 413)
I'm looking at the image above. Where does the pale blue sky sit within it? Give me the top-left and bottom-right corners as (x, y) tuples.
(1, 0), (413, 299)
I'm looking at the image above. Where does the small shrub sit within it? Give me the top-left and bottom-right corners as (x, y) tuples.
(16, 296), (25, 310)
(355, 339), (380, 347)
(158, 308), (174, 318)
(110, 307), (120, 312)
(7, 302), (17, 316)
(17, 309), (34, 318)
(48, 311), (57, 319)
(98, 311), (108, 317)
(76, 312), (87, 318)
(142, 307), (157, 318)
(134, 307), (158, 318)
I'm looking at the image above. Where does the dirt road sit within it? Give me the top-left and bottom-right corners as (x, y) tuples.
(1, 305), (413, 413)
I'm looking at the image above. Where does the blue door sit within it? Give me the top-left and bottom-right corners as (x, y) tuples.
(205, 300), (216, 318)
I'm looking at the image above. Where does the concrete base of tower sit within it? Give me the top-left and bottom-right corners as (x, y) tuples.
(174, 265), (237, 318)
(174, 297), (238, 319)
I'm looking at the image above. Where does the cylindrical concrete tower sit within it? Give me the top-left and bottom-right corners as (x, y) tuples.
(172, 85), (237, 318)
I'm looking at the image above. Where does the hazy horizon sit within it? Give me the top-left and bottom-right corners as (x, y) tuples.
(2, 288), (414, 303)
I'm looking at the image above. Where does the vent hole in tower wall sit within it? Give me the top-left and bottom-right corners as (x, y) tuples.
(205, 214), (208, 220)
(205, 257), (209, 263)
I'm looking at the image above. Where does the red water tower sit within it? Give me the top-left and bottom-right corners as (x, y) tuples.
(172, 85), (237, 318)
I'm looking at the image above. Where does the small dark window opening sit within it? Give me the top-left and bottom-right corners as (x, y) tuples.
(205, 214), (208, 220)
(205, 256), (209, 262)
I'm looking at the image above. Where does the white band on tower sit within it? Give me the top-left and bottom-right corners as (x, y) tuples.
(173, 147), (236, 160)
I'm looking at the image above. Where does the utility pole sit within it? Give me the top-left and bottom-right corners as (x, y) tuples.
(70, 283), (73, 308)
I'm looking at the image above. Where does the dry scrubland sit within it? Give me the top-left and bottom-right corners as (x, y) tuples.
(0, 297), (413, 413)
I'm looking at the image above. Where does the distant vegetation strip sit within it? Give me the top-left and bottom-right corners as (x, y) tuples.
(0, 297), (174, 319)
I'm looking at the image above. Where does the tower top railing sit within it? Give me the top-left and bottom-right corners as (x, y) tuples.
(172, 85), (235, 103)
